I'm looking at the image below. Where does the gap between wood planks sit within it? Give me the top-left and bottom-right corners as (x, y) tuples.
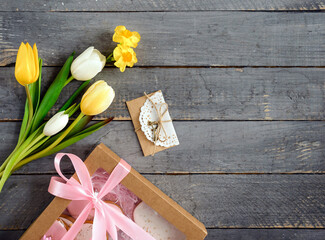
(0, 10), (324, 13)
(2, 227), (325, 232)
(2, 65), (325, 68)
(2, 119), (325, 122)
(10, 172), (325, 176)
(1, 0), (325, 12)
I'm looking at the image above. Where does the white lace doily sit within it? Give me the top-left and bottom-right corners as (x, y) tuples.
(139, 91), (179, 147)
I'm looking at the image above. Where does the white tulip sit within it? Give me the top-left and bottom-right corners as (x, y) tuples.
(43, 112), (69, 136)
(71, 46), (106, 81)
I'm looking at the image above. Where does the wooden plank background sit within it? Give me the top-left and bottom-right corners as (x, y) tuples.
(1, 12), (325, 67)
(1, 121), (324, 174)
(1, 175), (325, 229)
(1, 0), (325, 11)
(1, 68), (324, 121)
(0, 1), (324, 240)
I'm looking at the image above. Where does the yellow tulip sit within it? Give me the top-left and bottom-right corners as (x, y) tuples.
(80, 80), (115, 116)
(113, 25), (141, 48)
(15, 42), (39, 86)
(113, 44), (138, 72)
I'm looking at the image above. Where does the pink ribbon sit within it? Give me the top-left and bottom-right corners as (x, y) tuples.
(48, 153), (155, 240)
(41, 236), (51, 240)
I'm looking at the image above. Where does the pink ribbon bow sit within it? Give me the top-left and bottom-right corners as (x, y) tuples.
(48, 153), (155, 240)
(41, 236), (52, 240)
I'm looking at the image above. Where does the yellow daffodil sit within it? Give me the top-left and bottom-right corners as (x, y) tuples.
(113, 44), (137, 72)
(113, 26), (141, 48)
(15, 42), (39, 86)
(80, 80), (115, 116)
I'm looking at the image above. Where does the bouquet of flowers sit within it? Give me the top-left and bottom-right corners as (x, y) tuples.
(0, 26), (141, 192)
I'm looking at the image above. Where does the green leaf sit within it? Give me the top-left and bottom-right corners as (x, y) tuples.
(59, 80), (90, 112)
(17, 101), (29, 145)
(38, 117), (113, 158)
(0, 123), (46, 191)
(17, 59), (43, 145)
(30, 53), (74, 132)
(64, 103), (77, 115)
(5, 118), (113, 176)
(70, 115), (93, 135)
(27, 115), (93, 155)
(28, 59), (42, 112)
(68, 103), (80, 117)
(34, 59), (42, 112)
(76, 117), (113, 136)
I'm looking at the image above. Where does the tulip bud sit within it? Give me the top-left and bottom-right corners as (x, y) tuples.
(71, 46), (106, 81)
(80, 80), (115, 116)
(43, 112), (69, 136)
(15, 42), (39, 86)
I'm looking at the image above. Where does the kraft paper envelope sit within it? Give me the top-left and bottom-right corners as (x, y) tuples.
(126, 91), (177, 156)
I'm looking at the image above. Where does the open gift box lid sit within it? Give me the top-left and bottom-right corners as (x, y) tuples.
(21, 143), (207, 240)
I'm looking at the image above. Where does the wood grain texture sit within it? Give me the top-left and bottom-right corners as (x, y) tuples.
(1, 1), (324, 237)
(0, 121), (324, 174)
(0, 231), (24, 239)
(0, 174), (324, 229)
(1, 0), (325, 11)
(1, 67), (324, 121)
(1, 12), (325, 67)
(206, 229), (325, 239)
(2, 229), (325, 240)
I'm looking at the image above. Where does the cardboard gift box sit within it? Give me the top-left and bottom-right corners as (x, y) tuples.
(21, 143), (207, 240)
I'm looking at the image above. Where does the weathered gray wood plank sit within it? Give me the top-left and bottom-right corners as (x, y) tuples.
(1, 175), (324, 229)
(2, 229), (325, 240)
(1, 0), (325, 11)
(0, 231), (24, 239)
(1, 121), (324, 174)
(207, 229), (325, 239)
(1, 67), (324, 120)
(1, 12), (325, 67)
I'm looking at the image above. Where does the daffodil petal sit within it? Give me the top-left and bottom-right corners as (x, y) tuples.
(115, 25), (126, 32)
(112, 26), (141, 48)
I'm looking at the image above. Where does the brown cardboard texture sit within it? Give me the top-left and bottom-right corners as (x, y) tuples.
(21, 143), (207, 240)
(126, 91), (176, 156)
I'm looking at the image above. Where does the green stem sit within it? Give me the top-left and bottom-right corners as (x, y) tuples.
(0, 136), (49, 178)
(16, 113), (84, 165)
(106, 53), (114, 63)
(59, 80), (90, 112)
(0, 132), (47, 178)
(0, 113), (86, 190)
(68, 103), (80, 117)
(0, 150), (16, 173)
(0, 124), (45, 191)
(0, 114), (111, 178)
(19, 134), (45, 157)
(17, 85), (35, 144)
(20, 136), (50, 160)
(25, 85), (33, 126)
(0, 132), (42, 192)
(64, 75), (74, 86)
(0, 139), (27, 173)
